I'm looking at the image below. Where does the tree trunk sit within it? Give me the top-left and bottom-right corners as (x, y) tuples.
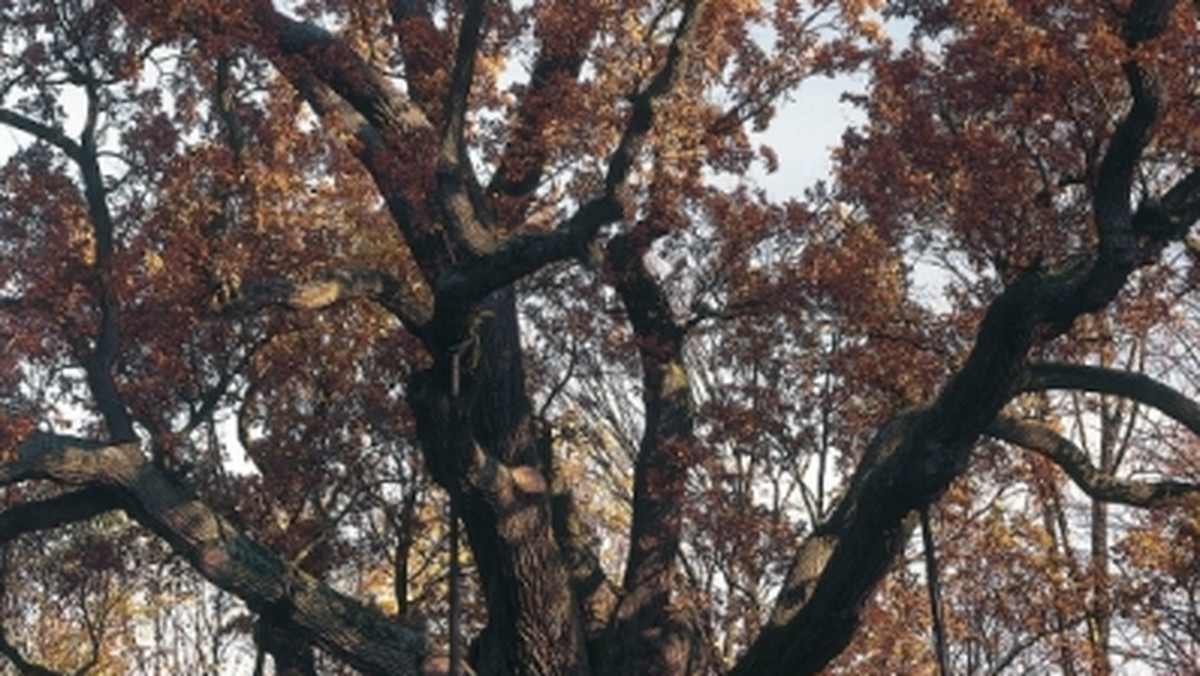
(408, 287), (590, 676)
(256, 618), (317, 676)
(604, 228), (706, 676)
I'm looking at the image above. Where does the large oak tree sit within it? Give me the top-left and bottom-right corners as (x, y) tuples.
(2, 0), (1200, 674)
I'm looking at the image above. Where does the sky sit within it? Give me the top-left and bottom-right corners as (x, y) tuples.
(752, 72), (867, 198)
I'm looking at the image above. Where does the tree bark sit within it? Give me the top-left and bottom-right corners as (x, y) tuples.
(1, 433), (427, 675)
(408, 288), (590, 676)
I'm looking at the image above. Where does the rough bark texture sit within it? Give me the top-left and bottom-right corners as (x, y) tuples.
(604, 226), (704, 676)
(408, 288), (591, 676)
(734, 13), (1186, 667)
(3, 433), (427, 674)
(4, 2), (1199, 676)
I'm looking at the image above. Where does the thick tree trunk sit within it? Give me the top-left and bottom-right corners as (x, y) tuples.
(408, 288), (590, 676)
(257, 618), (317, 676)
(603, 229), (706, 676)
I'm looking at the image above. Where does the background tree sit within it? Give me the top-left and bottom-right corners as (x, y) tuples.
(1, 1), (1200, 675)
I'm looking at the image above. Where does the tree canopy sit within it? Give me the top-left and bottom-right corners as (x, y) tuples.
(2, 0), (1200, 674)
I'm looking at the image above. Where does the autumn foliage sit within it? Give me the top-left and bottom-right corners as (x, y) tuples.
(2, 0), (1200, 674)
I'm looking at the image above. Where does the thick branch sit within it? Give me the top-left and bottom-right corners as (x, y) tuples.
(738, 272), (1051, 674)
(245, 13), (449, 281)
(0, 488), (121, 544)
(0, 108), (85, 162)
(1020, 363), (1200, 437)
(257, 8), (432, 145)
(114, 0), (447, 284)
(433, 0), (711, 311)
(435, 0), (497, 261)
(1078, 61), (1161, 311)
(739, 29), (1174, 671)
(222, 268), (433, 331)
(989, 414), (1200, 507)
(606, 226), (699, 674)
(1123, 0), (1179, 45)
(77, 78), (137, 442)
(433, 198), (622, 311)
(548, 477), (619, 642)
(3, 432), (426, 675)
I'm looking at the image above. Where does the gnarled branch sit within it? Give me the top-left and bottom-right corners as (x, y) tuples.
(989, 414), (1200, 507)
(3, 432), (427, 675)
(222, 268), (433, 331)
(434, 0), (712, 311)
(738, 12), (1178, 671)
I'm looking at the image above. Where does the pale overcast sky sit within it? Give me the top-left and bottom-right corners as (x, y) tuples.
(752, 72), (867, 199)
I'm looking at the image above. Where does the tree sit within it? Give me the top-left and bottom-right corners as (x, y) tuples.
(1, 0), (1200, 674)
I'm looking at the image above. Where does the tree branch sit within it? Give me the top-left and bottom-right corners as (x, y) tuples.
(433, 198), (623, 311)
(1152, 166), (1200, 239)
(114, 0), (449, 284)
(76, 75), (137, 443)
(0, 633), (65, 676)
(604, 0), (708, 196)
(1122, 0), (1179, 46)
(1077, 60), (1161, 313)
(435, 0), (496, 262)
(606, 219), (700, 672)
(547, 474), (619, 642)
(221, 268), (433, 332)
(988, 414), (1200, 507)
(243, 12), (448, 281)
(738, 18), (1178, 668)
(0, 108), (85, 162)
(256, 8), (433, 144)
(387, 0), (452, 117)
(0, 488), (122, 544)
(2, 57), (140, 444)
(487, 2), (602, 199)
(920, 507), (950, 676)
(433, 0), (711, 310)
(3, 432), (427, 675)
(1020, 363), (1200, 437)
